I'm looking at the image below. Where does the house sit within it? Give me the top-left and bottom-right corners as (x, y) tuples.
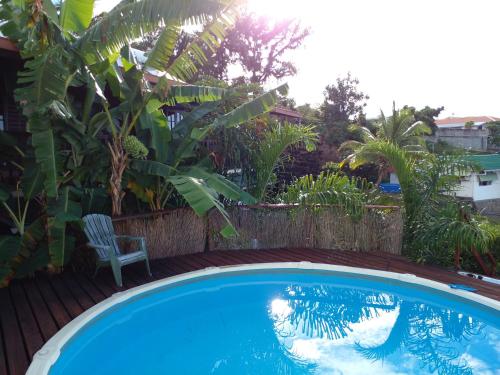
(454, 154), (500, 215)
(427, 116), (499, 151)
(389, 153), (500, 214)
(269, 106), (302, 124)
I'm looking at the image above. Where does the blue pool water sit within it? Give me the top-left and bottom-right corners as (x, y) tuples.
(50, 270), (500, 374)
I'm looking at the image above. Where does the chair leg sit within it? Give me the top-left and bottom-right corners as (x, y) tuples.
(110, 263), (123, 287)
(145, 258), (152, 277)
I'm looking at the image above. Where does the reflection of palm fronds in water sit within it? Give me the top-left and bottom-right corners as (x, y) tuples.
(355, 302), (485, 375)
(354, 302), (412, 360)
(438, 309), (485, 341)
(238, 338), (316, 375)
(281, 285), (397, 340)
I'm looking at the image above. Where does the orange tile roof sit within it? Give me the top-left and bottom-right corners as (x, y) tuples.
(436, 116), (500, 125)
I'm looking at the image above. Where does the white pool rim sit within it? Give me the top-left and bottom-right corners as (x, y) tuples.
(27, 262), (500, 375)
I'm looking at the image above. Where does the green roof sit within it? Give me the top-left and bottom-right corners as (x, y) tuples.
(464, 154), (500, 171)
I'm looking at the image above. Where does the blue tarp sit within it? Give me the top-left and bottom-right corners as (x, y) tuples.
(379, 183), (401, 193)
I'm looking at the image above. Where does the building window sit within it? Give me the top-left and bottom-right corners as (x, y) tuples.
(167, 112), (183, 130)
(477, 172), (497, 186)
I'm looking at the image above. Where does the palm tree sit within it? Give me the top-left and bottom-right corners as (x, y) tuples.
(340, 102), (431, 184)
(345, 141), (494, 269)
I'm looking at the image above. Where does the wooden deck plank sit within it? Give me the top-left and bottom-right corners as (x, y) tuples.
(35, 278), (71, 329)
(0, 288), (29, 375)
(48, 277), (84, 319)
(0, 318), (8, 375)
(1, 248), (498, 375)
(8, 283), (44, 360)
(22, 280), (59, 342)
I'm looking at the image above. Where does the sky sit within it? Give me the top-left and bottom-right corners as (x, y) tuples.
(96, 0), (500, 118)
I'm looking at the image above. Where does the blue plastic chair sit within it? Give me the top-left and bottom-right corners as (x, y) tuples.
(82, 214), (152, 287)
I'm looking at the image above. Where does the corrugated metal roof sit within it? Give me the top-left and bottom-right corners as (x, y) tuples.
(464, 154), (500, 171)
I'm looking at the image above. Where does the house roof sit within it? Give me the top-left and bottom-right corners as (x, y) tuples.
(436, 116), (500, 126)
(464, 154), (500, 171)
(270, 106), (302, 119)
(0, 37), (17, 52)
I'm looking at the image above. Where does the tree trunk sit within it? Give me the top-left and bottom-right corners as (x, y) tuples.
(108, 137), (128, 217)
(454, 246), (461, 270)
(375, 165), (387, 186)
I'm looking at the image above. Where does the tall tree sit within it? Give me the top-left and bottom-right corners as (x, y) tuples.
(135, 13), (310, 84)
(320, 73), (369, 145)
(402, 105), (444, 133)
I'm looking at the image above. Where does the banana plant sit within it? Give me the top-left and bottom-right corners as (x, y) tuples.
(0, 0), (240, 268)
(129, 85), (291, 236)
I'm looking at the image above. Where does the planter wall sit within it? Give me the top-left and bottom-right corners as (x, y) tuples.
(112, 205), (403, 259)
(113, 208), (207, 259)
(209, 205), (403, 255)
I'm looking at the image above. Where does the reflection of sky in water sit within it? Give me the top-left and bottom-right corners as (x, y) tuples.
(49, 272), (500, 375)
(269, 286), (500, 375)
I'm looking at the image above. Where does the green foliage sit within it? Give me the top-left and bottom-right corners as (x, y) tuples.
(278, 172), (372, 219)
(487, 121), (500, 146)
(251, 123), (318, 202)
(320, 73), (369, 146)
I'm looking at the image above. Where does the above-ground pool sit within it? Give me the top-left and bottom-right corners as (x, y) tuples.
(29, 264), (500, 375)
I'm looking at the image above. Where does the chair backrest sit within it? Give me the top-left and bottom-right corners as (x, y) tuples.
(82, 214), (121, 259)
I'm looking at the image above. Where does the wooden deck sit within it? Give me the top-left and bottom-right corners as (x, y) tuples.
(0, 248), (498, 375)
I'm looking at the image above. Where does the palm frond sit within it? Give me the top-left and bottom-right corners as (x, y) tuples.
(252, 123), (318, 201)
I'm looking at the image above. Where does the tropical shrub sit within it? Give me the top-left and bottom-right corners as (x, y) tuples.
(278, 172), (373, 219)
(346, 141), (495, 271)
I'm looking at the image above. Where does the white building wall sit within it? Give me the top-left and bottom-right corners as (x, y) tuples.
(389, 173), (399, 184)
(472, 172), (500, 201)
(456, 171), (500, 201)
(454, 177), (474, 198)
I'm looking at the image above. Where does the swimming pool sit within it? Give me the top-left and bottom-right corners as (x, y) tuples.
(28, 263), (500, 374)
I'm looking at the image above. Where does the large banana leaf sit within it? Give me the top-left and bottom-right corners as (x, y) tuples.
(47, 187), (82, 267)
(20, 163), (43, 201)
(131, 159), (176, 178)
(31, 128), (60, 198)
(172, 100), (220, 138)
(60, 0), (95, 33)
(166, 85), (227, 104)
(78, 0), (232, 64)
(167, 175), (237, 237)
(144, 23), (181, 71)
(191, 84), (289, 140)
(139, 107), (171, 162)
(15, 47), (73, 116)
(166, 10), (236, 81)
(184, 166), (256, 204)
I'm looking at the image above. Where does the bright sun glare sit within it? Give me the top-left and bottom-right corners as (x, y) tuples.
(247, 0), (312, 21)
